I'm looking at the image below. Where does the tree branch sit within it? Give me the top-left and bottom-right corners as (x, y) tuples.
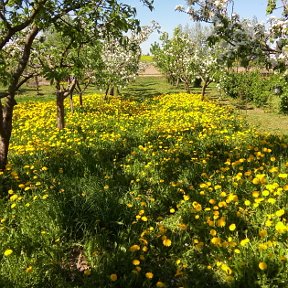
(0, 1), (47, 49)
(8, 25), (39, 96)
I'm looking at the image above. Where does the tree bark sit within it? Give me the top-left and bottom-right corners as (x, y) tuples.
(56, 91), (65, 130)
(0, 26), (39, 169)
(0, 95), (16, 169)
(69, 92), (74, 114)
(79, 92), (83, 106)
(35, 76), (40, 95)
(55, 78), (76, 129)
(201, 81), (208, 101)
(184, 81), (190, 94)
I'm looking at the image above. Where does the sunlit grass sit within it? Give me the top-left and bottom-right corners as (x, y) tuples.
(140, 55), (154, 63)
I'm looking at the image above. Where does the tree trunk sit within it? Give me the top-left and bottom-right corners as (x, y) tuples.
(79, 92), (83, 107)
(0, 26), (39, 169)
(35, 76), (40, 95)
(201, 81), (208, 101)
(56, 91), (65, 130)
(0, 95), (16, 169)
(185, 81), (190, 94)
(69, 92), (74, 114)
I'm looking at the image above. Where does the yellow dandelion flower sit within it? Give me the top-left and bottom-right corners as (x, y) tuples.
(9, 194), (18, 201)
(252, 178), (260, 185)
(267, 198), (276, 204)
(132, 259), (140, 265)
(110, 274), (117, 281)
(240, 238), (250, 247)
(252, 191), (260, 198)
(169, 208), (175, 213)
(129, 245), (140, 252)
(265, 219), (273, 227)
(244, 200), (251, 206)
(145, 272), (154, 279)
(258, 243), (268, 250)
(156, 281), (166, 287)
(275, 221), (287, 234)
(220, 191), (227, 197)
(218, 201), (227, 208)
(209, 199), (216, 204)
(275, 209), (285, 217)
(25, 266), (33, 273)
(221, 264), (232, 275)
(258, 262), (267, 270)
(192, 201), (202, 211)
(259, 229), (267, 238)
(163, 238), (172, 247)
(211, 237), (221, 246)
(269, 167), (278, 173)
(141, 216), (148, 222)
(4, 249), (13, 256)
(135, 266), (141, 272)
(217, 217), (226, 227)
(210, 229), (217, 236)
(229, 224), (236, 231)
(142, 246), (148, 252)
(183, 195), (190, 201)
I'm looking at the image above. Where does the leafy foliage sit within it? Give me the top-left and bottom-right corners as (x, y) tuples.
(219, 71), (288, 109)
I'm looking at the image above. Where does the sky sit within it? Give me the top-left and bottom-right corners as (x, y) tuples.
(122, 0), (278, 54)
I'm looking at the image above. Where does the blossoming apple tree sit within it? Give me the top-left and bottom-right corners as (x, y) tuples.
(151, 25), (223, 97)
(151, 27), (196, 92)
(100, 21), (160, 98)
(176, 0), (288, 72)
(0, 0), (154, 169)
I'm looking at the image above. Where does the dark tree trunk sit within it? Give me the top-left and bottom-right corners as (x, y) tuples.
(79, 92), (83, 106)
(0, 25), (39, 169)
(0, 95), (16, 169)
(55, 78), (76, 129)
(184, 81), (190, 94)
(69, 92), (74, 114)
(201, 81), (209, 101)
(56, 91), (65, 130)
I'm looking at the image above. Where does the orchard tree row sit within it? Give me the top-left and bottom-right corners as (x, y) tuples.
(151, 24), (222, 99)
(152, 0), (287, 100)
(0, 0), (155, 169)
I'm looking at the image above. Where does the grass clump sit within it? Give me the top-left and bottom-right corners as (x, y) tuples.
(0, 93), (287, 287)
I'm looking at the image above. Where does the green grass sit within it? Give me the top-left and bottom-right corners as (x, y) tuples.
(2, 76), (288, 135)
(140, 55), (154, 63)
(0, 92), (287, 287)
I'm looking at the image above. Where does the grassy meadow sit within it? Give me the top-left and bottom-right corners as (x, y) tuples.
(0, 78), (287, 287)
